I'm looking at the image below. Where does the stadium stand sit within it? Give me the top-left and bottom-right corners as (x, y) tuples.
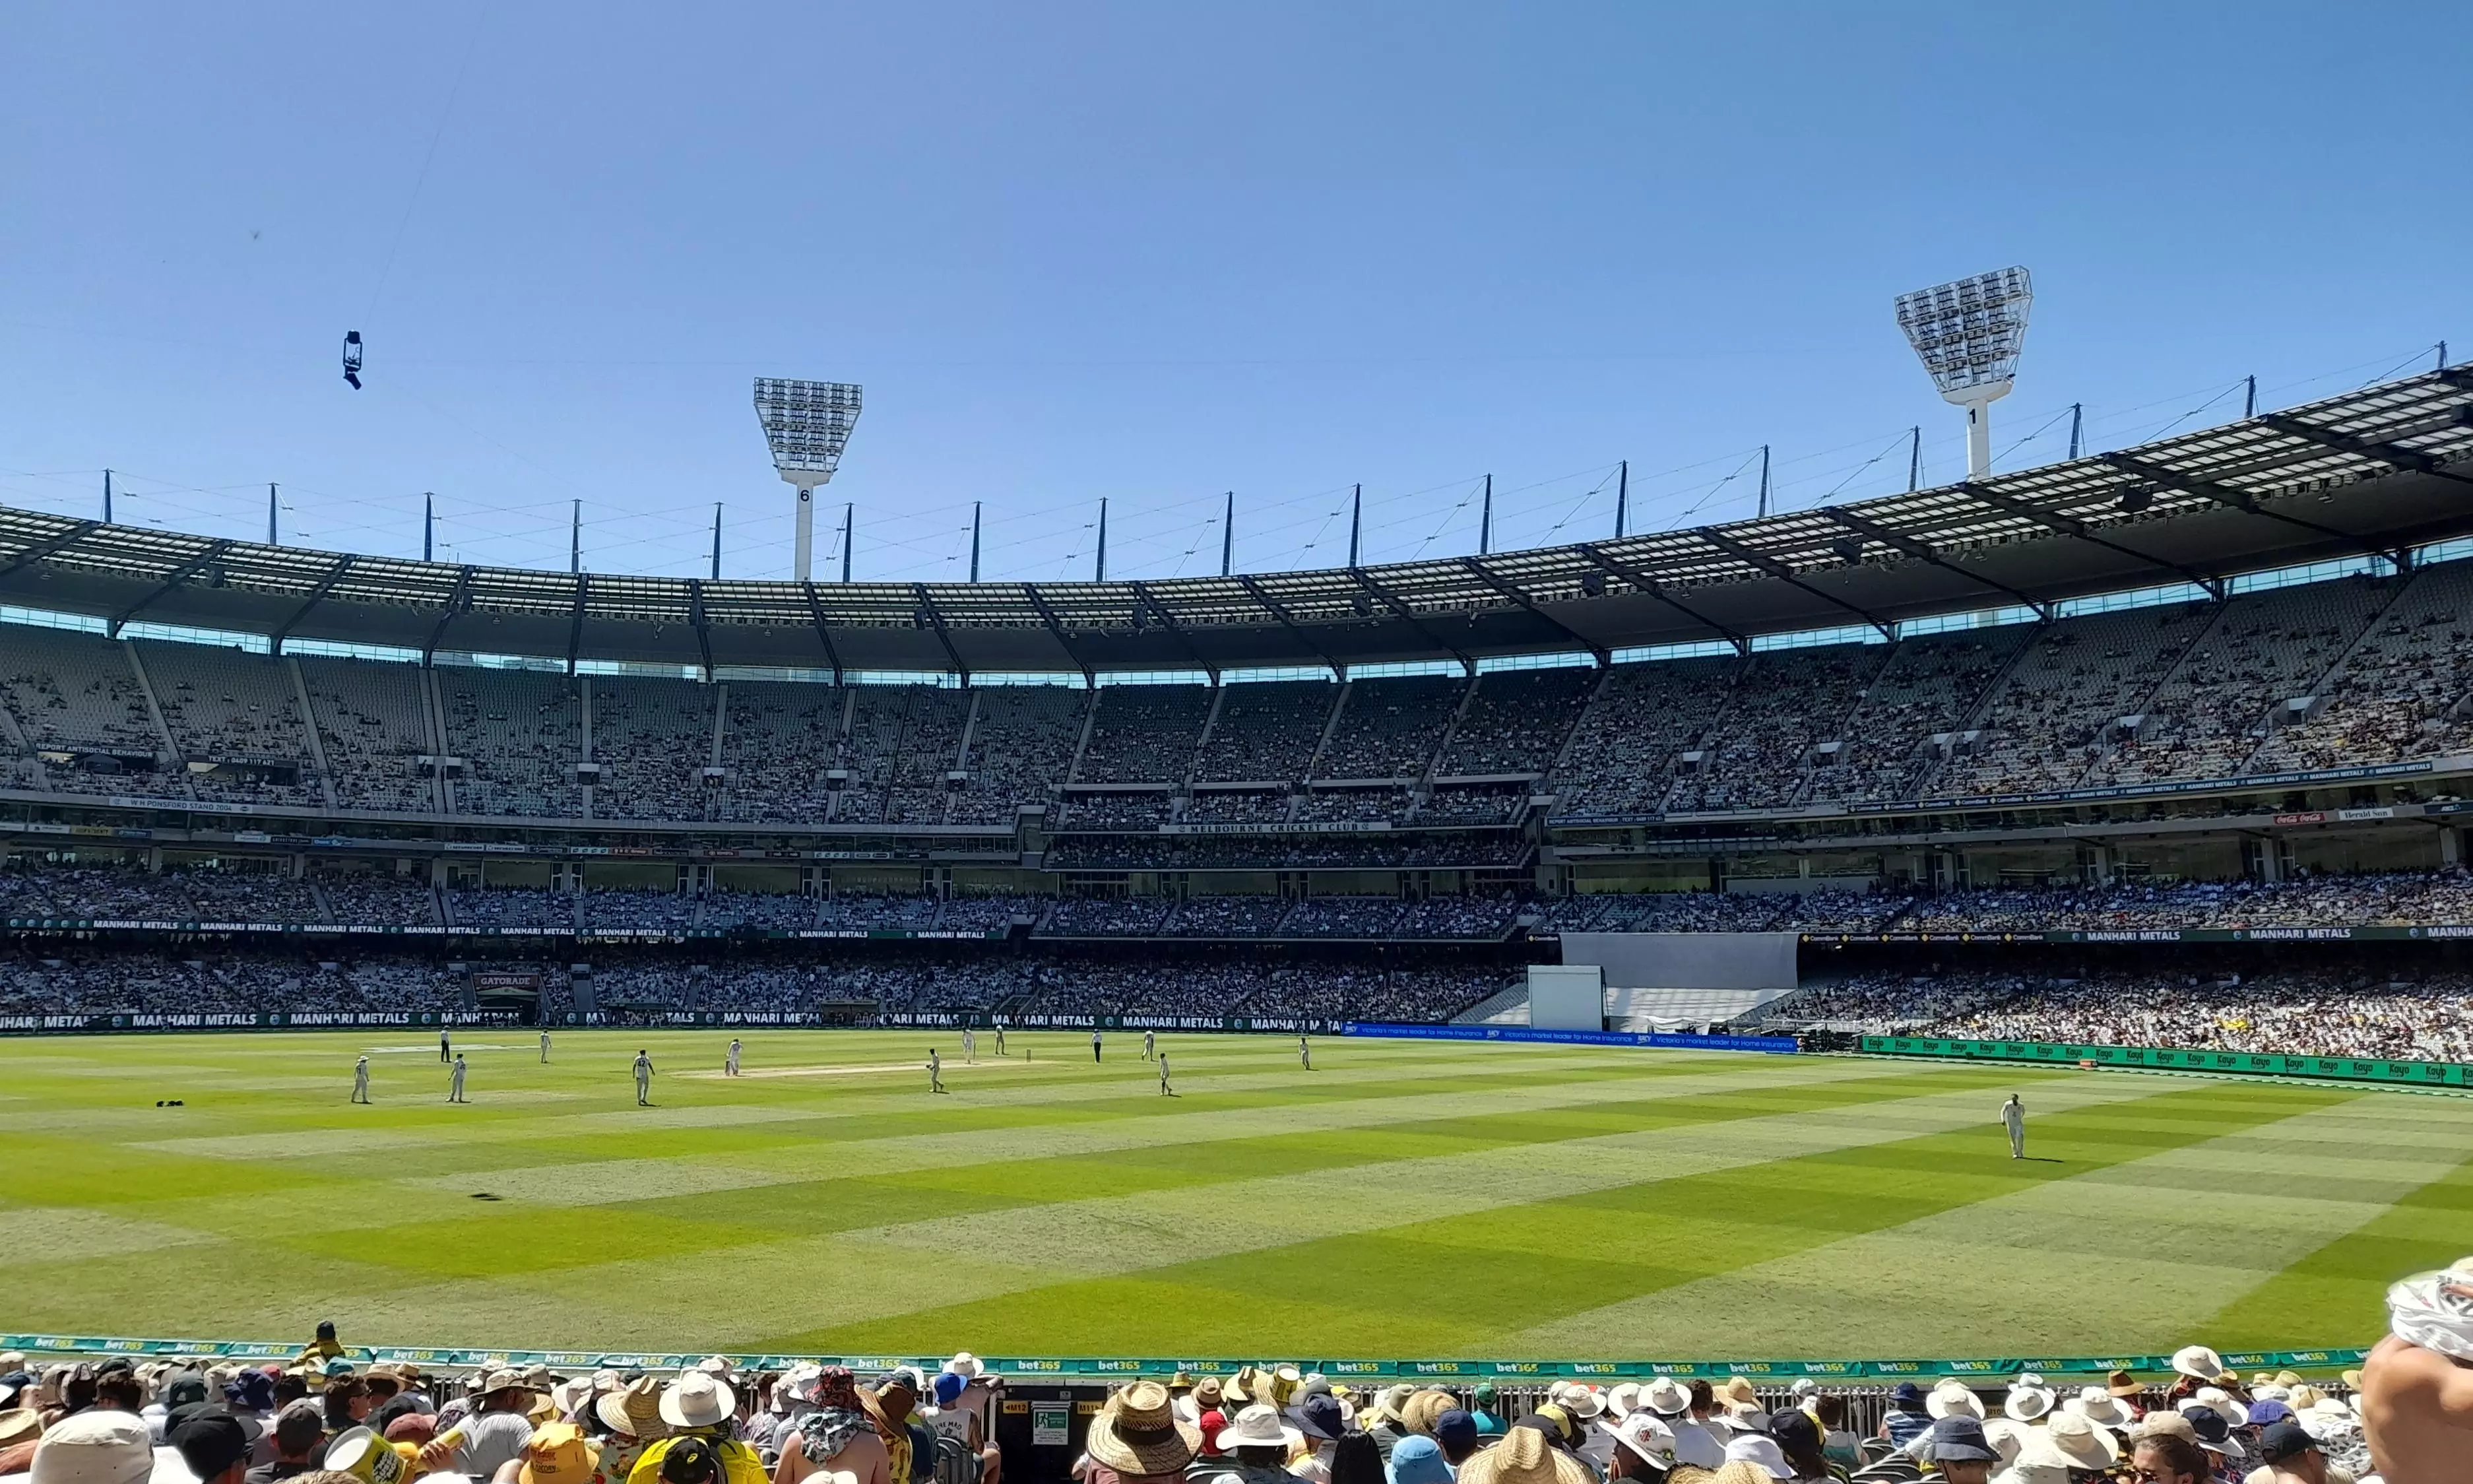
(1664, 644), (1890, 812)
(301, 655), (436, 812)
(439, 668), (585, 818)
(1077, 683), (1211, 783)
(1436, 667), (1595, 775)
(1192, 678), (1334, 782)
(950, 685), (1084, 824)
(1805, 628), (2030, 805)
(1313, 674), (1463, 779)
(717, 680), (842, 823)
(1933, 602), (2220, 797)
(590, 676), (716, 821)
(137, 641), (323, 805)
(2249, 558), (2473, 771)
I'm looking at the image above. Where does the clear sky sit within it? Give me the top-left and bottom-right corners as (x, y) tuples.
(3, 5), (2465, 587)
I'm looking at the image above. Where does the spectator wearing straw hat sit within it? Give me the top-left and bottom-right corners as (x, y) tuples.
(1455, 1426), (1595, 1484)
(1082, 1382), (1202, 1484)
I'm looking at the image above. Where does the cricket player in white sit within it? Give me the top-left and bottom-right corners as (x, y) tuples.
(440, 1028), (451, 1063)
(726, 1038), (742, 1077)
(634, 1049), (655, 1106)
(352, 1055), (371, 1104)
(1158, 1052), (1172, 1097)
(447, 1053), (468, 1103)
(994, 1023), (1006, 1056)
(540, 1029), (552, 1064)
(962, 1027), (976, 1063)
(1091, 1030), (1103, 1063)
(928, 1048), (946, 1093)
(1143, 1029), (1155, 1060)
(2001, 1093), (2026, 1158)
(1299, 1034), (1312, 1070)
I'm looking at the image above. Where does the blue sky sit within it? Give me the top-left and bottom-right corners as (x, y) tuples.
(1, 5), (2464, 586)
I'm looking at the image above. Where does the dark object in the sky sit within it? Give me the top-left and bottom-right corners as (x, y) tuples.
(342, 330), (364, 390)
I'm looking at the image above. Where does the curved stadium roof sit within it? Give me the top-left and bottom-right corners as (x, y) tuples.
(7, 368), (2473, 678)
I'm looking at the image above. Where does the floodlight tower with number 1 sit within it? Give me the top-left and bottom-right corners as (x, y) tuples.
(753, 378), (864, 581)
(1894, 267), (2033, 480)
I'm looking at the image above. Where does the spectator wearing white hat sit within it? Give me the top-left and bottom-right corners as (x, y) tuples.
(26, 1411), (154, 1484)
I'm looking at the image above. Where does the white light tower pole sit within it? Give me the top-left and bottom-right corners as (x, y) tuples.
(753, 378), (864, 581)
(1894, 267), (2033, 480)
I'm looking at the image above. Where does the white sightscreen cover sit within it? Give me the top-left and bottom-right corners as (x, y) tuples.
(1526, 965), (1604, 1030)
(1557, 932), (1800, 993)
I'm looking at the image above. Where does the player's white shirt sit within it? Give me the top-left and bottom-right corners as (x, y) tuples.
(2001, 1100), (2025, 1130)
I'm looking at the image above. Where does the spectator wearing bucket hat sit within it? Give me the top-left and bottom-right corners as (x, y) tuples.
(629, 1376), (763, 1484)
(1289, 1396), (1353, 1484)
(1636, 1382), (1721, 1471)
(1384, 1435), (1450, 1484)
(27, 1409), (156, 1484)
(1081, 1382), (1202, 1484)
(590, 1379), (667, 1484)
(1919, 1417), (1999, 1484)
(1605, 1413), (1677, 1482)
(1197, 1403), (1305, 1484)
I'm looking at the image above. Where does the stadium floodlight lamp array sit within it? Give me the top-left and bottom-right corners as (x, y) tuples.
(1894, 267), (2033, 479)
(753, 377), (864, 581)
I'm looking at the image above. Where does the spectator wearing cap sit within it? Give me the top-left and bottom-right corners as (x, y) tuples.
(1432, 1413), (1479, 1470)
(2245, 1421), (2327, 1484)
(1466, 1392), (1503, 1444)
(171, 1412), (258, 1484)
(1764, 1412), (1840, 1484)
(424, 1370), (544, 1481)
(246, 1403), (328, 1484)
(631, 1374), (764, 1484)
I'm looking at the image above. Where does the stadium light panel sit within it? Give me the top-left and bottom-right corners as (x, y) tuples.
(1895, 267), (2032, 479)
(753, 377), (864, 581)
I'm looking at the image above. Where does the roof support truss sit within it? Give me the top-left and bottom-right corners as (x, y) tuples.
(1692, 529), (1895, 639)
(911, 583), (971, 686)
(798, 583), (845, 686)
(1953, 482), (2224, 598)
(2257, 412), (2473, 487)
(1130, 582), (1218, 684)
(1813, 507), (2051, 620)
(565, 575), (589, 675)
(270, 556), (356, 651)
(1021, 585), (1094, 686)
(1235, 575), (1345, 675)
(109, 539), (235, 636)
(424, 567), (475, 664)
(2099, 451), (2399, 559)
(1574, 544), (1747, 651)
(687, 580), (716, 678)
(1456, 558), (1609, 664)
(0, 521), (101, 583)
(1347, 567), (1473, 676)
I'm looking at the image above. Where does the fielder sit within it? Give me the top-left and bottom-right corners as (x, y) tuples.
(1158, 1052), (1174, 1097)
(1299, 1033), (1312, 1071)
(726, 1037), (742, 1077)
(447, 1053), (468, 1103)
(1143, 1028), (1155, 1060)
(540, 1028), (552, 1064)
(2001, 1093), (2026, 1159)
(634, 1049), (655, 1106)
(439, 1027), (452, 1064)
(962, 1027), (976, 1063)
(994, 1024), (1006, 1056)
(1091, 1030), (1103, 1063)
(929, 1048), (946, 1094)
(351, 1054), (371, 1104)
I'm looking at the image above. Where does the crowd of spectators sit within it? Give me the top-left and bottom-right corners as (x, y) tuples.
(19, 559), (2473, 825)
(1793, 961), (2473, 1062)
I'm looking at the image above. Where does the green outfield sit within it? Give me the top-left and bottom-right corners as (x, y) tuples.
(3, 1029), (2467, 1361)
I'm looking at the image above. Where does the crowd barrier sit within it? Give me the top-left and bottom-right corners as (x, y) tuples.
(0, 1335), (2364, 1381)
(1863, 1035), (2473, 1088)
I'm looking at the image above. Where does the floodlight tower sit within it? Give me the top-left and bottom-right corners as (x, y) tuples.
(753, 378), (864, 581)
(1894, 267), (2033, 480)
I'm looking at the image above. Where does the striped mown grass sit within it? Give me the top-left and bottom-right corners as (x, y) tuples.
(3, 1028), (2464, 1359)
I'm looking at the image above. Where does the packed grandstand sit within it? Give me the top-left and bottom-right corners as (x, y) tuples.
(3, 368), (2473, 1063)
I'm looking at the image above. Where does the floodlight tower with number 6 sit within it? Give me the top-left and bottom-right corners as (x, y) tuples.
(1894, 267), (2033, 480)
(754, 378), (864, 581)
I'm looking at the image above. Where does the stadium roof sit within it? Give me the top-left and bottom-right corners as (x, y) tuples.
(7, 366), (2473, 678)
